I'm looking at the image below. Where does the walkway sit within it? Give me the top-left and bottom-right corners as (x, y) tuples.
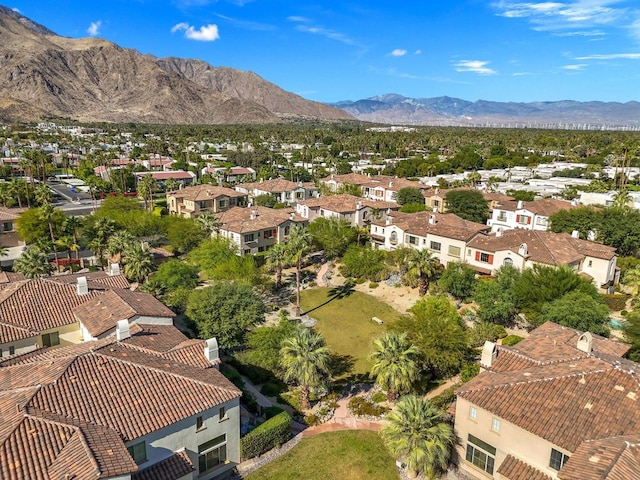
(316, 261), (331, 287)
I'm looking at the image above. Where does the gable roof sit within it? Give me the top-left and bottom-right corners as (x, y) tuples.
(497, 455), (553, 480)
(73, 289), (176, 337)
(0, 328), (240, 478)
(297, 194), (397, 213)
(167, 184), (247, 201)
(558, 435), (640, 480)
(216, 206), (305, 234)
(497, 198), (574, 216)
(377, 211), (489, 242)
(238, 177), (315, 193)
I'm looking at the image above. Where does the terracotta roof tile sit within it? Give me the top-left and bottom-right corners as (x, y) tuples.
(168, 184), (247, 202)
(558, 435), (640, 480)
(48, 271), (131, 290)
(378, 211), (489, 241)
(0, 321), (37, 344)
(216, 206), (306, 234)
(297, 194), (397, 213)
(239, 177), (315, 193)
(497, 455), (553, 480)
(132, 450), (195, 480)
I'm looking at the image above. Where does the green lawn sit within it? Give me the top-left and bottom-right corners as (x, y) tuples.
(245, 430), (400, 480)
(300, 287), (405, 378)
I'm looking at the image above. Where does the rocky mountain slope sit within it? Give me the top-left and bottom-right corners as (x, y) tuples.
(0, 6), (352, 125)
(334, 94), (640, 127)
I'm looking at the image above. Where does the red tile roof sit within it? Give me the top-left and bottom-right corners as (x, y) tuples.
(167, 184), (247, 201)
(558, 435), (640, 480)
(497, 455), (553, 480)
(376, 211), (489, 242)
(216, 206), (306, 234)
(132, 450), (195, 480)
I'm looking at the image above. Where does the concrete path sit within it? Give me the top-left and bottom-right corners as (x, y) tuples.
(426, 375), (460, 399)
(316, 261), (330, 287)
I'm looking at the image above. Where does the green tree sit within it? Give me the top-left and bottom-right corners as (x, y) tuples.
(473, 279), (517, 325)
(63, 216), (83, 264)
(85, 217), (117, 270)
(186, 282), (265, 349)
(137, 174), (156, 212)
(370, 331), (420, 401)
(340, 245), (388, 281)
(15, 207), (65, 245)
(265, 242), (289, 289)
(407, 249), (441, 296)
(196, 212), (221, 237)
(38, 204), (63, 273)
(622, 311), (640, 362)
(381, 396), (455, 479)
(395, 187), (425, 206)
(105, 230), (135, 263)
(13, 247), (53, 279)
(539, 291), (610, 336)
(166, 216), (206, 254)
(444, 189), (489, 224)
(439, 262), (477, 299)
(121, 242), (154, 284)
(394, 296), (468, 378)
(307, 217), (356, 259)
(244, 315), (298, 375)
(286, 225), (311, 316)
(280, 326), (331, 409)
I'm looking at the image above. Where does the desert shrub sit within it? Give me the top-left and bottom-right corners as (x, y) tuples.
(304, 414), (322, 426)
(501, 334), (524, 346)
(369, 282), (379, 289)
(240, 411), (292, 460)
(371, 391), (387, 404)
(430, 383), (461, 411)
(348, 397), (389, 417)
(604, 294), (629, 311)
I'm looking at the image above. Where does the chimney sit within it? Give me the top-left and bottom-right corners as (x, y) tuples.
(496, 229), (503, 237)
(428, 214), (436, 225)
(577, 332), (593, 353)
(109, 263), (121, 276)
(432, 206), (438, 213)
(518, 243), (528, 256)
(517, 200), (524, 209)
(204, 338), (220, 367)
(76, 276), (88, 296)
(587, 230), (596, 241)
(571, 230), (580, 239)
(250, 210), (257, 220)
(385, 217), (392, 226)
(481, 341), (498, 368)
(116, 319), (131, 341)
(289, 212), (295, 220)
(356, 201), (362, 210)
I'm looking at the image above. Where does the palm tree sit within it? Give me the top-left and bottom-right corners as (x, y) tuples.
(265, 242), (289, 289)
(622, 267), (640, 296)
(137, 174), (156, 212)
(280, 326), (331, 410)
(8, 178), (23, 209)
(612, 189), (632, 210)
(63, 216), (83, 264)
(105, 230), (135, 264)
(39, 204), (61, 273)
(122, 242), (153, 283)
(370, 332), (420, 401)
(34, 183), (52, 206)
(381, 396), (455, 479)
(286, 225), (311, 316)
(13, 247), (53, 279)
(87, 217), (116, 270)
(196, 212), (221, 237)
(407, 249), (440, 296)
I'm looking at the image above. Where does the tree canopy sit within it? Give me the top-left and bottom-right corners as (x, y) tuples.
(444, 189), (489, 224)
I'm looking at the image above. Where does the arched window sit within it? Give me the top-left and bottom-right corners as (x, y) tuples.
(503, 257), (513, 266)
(390, 231), (398, 244)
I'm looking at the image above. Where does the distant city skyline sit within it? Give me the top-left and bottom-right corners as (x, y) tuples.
(12, 1), (640, 104)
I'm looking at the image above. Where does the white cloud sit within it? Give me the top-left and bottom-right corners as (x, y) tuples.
(295, 24), (360, 47)
(391, 49), (407, 57)
(454, 60), (497, 75)
(562, 63), (587, 70)
(414, 49), (422, 55)
(87, 20), (101, 37)
(574, 52), (640, 59)
(171, 22), (220, 41)
(287, 16), (309, 23)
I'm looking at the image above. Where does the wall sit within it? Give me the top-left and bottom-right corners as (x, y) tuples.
(0, 335), (38, 357)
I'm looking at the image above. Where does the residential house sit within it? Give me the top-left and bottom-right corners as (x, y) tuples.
(202, 166), (257, 183)
(455, 321), (636, 480)
(235, 178), (317, 206)
(320, 173), (428, 203)
(488, 198), (574, 232)
(466, 229), (617, 286)
(422, 188), (515, 214)
(0, 271), (130, 358)
(295, 194), (399, 227)
(216, 206), (307, 255)
(0, 322), (241, 479)
(167, 185), (248, 218)
(370, 211), (489, 267)
(135, 170), (197, 188)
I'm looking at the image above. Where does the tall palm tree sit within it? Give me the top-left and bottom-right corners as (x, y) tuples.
(612, 189), (632, 210)
(13, 247), (53, 279)
(8, 178), (23, 209)
(265, 242), (289, 289)
(39, 204), (61, 273)
(196, 212), (221, 237)
(34, 183), (52, 206)
(105, 230), (135, 264)
(370, 332), (420, 401)
(87, 217), (116, 270)
(382, 396), (455, 479)
(280, 326), (331, 410)
(137, 174), (156, 212)
(122, 242), (153, 284)
(286, 225), (311, 316)
(63, 216), (83, 263)
(407, 249), (440, 296)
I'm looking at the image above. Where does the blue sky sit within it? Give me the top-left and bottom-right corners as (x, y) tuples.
(11, 1), (640, 103)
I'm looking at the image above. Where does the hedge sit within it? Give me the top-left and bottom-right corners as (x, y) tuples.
(240, 411), (292, 460)
(501, 334), (524, 346)
(603, 294), (629, 312)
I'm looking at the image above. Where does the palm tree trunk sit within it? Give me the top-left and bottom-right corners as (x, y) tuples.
(418, 276), (427, 296)
(295, 257), (302, 316)
(49, 224), (60, 274)
(300, 385), (310, 410)
(276, 266), (282, 289)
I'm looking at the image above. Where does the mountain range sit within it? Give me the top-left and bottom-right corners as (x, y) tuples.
(0, 6), (637, 128)
(0, 6), (352, 124)
(333, 94), (640, 128)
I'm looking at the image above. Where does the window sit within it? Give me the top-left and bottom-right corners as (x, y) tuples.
(465, 434), (495, 475)
(408, 235), (418, 245)
(448, 245), (461, 257)
(218, 200), (226, 208)
(0, 348), (2, 357)
(549, 448), (570, 471)
(243, 249), (251, 255)
(258, 246), (264, 252)
(491, 418), (500, 432)
(198, 201), (208, 209)
(433, 199), (440, 207)
(244, 233), (255, 242)
(536, 217), (548, 226)
(390, 231), (398, 245)
(263, 229), (276, 239)
(503, 257), (513, 266)
(199, 434), (227, 473)
(9, 346), (14, 355)
(127, 441), (147, 465)
(475, 252), (494, 264)
(196, 416), (204, 431)
(588, 260), (593, 267)
(469, 406), (477, 419)
(284, 225), (290, 236)
(219, 406), (226, 421)
(516, 214), (531, 225)
(430, 241), (441, 251)
(42, 332), (60, 347)
(497, 211), (507, 222)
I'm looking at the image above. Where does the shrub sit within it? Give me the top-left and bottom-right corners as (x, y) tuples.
(227, 357), (273, 385)
(347, 396), (389, 417)
(240, 411), (292, 460)
(355, 277), (366, 284)
(371, 391), (387, 404)
(369, 282), (379, 289)
(622, 310), (629, 317)
(304, 414), (322, 426)
(260, 382), (286, 397)
(604, 294), (629, 311)
(501, 334), (524, 346)
(460, 363), (480, 383)
(430, 383), (461, 411)
(277, 390), (303, 414)
(264, 406), (285, 419)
